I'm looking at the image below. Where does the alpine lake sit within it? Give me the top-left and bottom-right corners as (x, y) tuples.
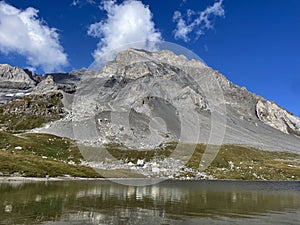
(0, 179), (300, 225)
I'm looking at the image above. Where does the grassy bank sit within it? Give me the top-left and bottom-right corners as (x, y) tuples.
(189, 144), (300, 180)
(0, 131), (299, 180)
(104, 142), (300, 180)
(0, 131), (101, 178)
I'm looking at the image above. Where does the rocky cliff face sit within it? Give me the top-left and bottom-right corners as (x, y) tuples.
(256, 100), (300, 137)
(0, 64), (36, 89)
(32, 75), (58, 94)
(0, 64), (36, 105)
(66, 49), (221, 148)
(0, 64), (82, 105)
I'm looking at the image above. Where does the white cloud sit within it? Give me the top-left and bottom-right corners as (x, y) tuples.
(173, 0), (225, 42)
(0, 1), (68, 72)
(88, 0), (162, 64)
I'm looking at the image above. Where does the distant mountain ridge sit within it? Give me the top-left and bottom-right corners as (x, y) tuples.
(0, 64), (36, 89)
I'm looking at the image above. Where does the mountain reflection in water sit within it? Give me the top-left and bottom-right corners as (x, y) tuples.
(0, 180), (300, 225)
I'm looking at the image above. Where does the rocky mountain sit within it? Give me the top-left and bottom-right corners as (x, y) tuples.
(1, 50), (300, 153)
(0, 64), (82, 105)
(23, 49), (299, 155)
(1, 49), (300, 179)
(0, 64), (36, 89)
(0, 64), (35, 105)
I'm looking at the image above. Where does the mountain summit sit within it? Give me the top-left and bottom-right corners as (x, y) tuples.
(0, 64), (36, 89)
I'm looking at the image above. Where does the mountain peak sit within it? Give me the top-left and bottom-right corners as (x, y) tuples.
(115, 48), (206, 69)
(0, 64), (36, 89)
(101, 48), (207, 80)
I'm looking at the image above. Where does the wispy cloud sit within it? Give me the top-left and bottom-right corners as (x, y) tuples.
(88, 0), (162, 64)
(71, 0), (95, 7)
(0, 1), (68, 72)
(72, 0), (79, 6)
(173, 0), (225, 42)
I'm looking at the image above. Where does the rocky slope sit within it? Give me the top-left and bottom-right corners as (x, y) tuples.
(0, 92), (64, 132)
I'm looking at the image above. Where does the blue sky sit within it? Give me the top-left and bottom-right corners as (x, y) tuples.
(0, 0), (299, 116)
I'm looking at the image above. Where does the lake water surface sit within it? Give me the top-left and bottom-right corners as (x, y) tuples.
(0, 179), (300, 225)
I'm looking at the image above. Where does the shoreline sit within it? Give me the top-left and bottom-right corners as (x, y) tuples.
(0, 176), (299, 183)
(0, 176), (107, 182)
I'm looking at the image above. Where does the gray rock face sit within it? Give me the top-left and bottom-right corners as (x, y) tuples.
(34, 48), (300, 154)
(66, 49), (221, 149)
(47, 72), (82, 94)
(0, 64), (36, 104)
(256, 100), (300, 137)
(0, 65), (82, 105)
(32, 75), (58, 94)
(0, 64), (36, 89)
